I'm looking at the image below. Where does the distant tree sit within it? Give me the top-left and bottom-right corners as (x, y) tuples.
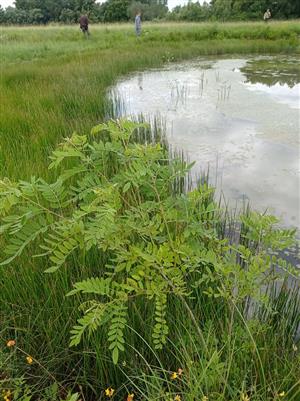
(201, 1), (211, 18)
(272, 0), (300, 19)
(15, 0), (60, 22)
(89, 3), (103, 22)
(128, 1), (145, 18)
(167, 1), (211, 21)
(211, 0), (234, 21)
(172, 5), (182, 14)
(166, 0), (300, 22)
(2, 6), (14, 23)
(128, 1), (167, 20)
(146, 2), (168, 19)
(14, 0), (98, 23)
(4, 6), (29, 24)
(231, 0), (269, 20)
(210, 0), (300, 20)
(182, 2), (210, 21)
(14, 0), (36, 11)
(100, 0), (130, 22)
(4, 0), (299, 24)
(0, 6), (5, 23)
(28, 8), (44, 23)
(60, 8), (77, 23)
(74, 0), (97, 14)
(138, 0), (167, 5)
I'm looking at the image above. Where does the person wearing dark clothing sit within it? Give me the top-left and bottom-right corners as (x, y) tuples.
(79, 15), (90, 36)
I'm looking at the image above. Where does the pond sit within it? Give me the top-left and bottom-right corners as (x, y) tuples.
(111, 55), (300, 229)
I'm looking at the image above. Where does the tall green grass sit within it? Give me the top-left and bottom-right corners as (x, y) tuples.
(1, 21), (299, 180)
(1, 21), (300, 400)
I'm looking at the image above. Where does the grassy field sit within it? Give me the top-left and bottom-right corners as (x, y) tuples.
(0, 21), (300, 401)
(1, 21), (300, 180)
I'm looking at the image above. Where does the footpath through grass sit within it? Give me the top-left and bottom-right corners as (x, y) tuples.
(0, 21), (300, 401)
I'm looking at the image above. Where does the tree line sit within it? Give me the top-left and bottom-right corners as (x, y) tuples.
(0, 0), (299, 24)
(168, 0), (300, 22)
(0, 0), (168, 24)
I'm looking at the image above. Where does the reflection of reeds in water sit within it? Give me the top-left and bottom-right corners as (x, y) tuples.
(199, 71), (206, 96)
(107, 91), (168, 146)
(106, 89), (128, 118)
(217, 81), (231, 101)
(132, 113), (168, 146)
(215, 71), (232, 101)
(170, 81), (188, 109)
(255, 277), (300, 336)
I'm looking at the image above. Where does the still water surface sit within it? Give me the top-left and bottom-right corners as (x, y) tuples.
(111, 56), (300, 228)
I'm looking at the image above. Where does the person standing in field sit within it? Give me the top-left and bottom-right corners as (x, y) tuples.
(263, 9), (271, 22)
(79, 14), (90, 37)
(135, 12), (142, 36)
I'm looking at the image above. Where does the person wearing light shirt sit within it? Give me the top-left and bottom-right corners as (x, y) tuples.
(135, 12), (142, 36)
(263, 9), (271, 22)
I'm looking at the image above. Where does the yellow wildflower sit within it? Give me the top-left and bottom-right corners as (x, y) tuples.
(202, 396), (209, 401)
(127, 394), (134, 401)
(174, 396), (181, 401)
(6, 340), (16, 348)
(170, 372), (178, 380)
(26, 355), (33, 364)
(279, 391), (285, 397)
(105, 387), (115, 398)
(241, 393), (250, 401)
(2, 390), (12, 401)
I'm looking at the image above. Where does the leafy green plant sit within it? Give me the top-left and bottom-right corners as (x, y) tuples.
(0, 119), (297, 367)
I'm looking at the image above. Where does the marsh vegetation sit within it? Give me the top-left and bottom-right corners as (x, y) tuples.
(0, 21), (300, 401)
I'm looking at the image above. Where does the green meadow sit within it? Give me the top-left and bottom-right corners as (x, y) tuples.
(1, 21), (300, 180)
(0, 22), (300, 401)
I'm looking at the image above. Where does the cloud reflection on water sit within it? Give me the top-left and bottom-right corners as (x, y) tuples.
(111, 56), (300, 228)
